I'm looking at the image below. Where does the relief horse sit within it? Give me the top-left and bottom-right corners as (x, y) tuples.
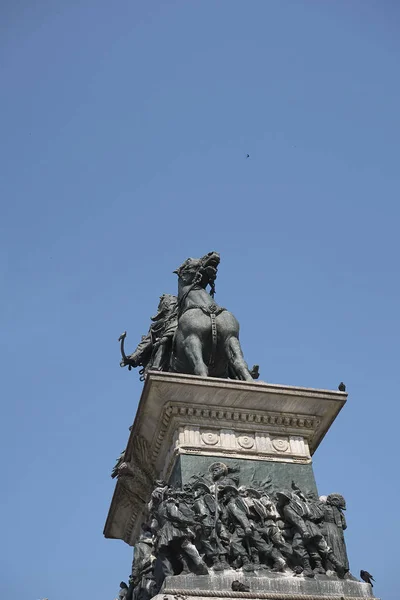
(170, 251), (254, 380)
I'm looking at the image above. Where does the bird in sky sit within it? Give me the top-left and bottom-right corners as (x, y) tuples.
(246, 153), (250, 158)
(360, 570), (375, 587)
(338, 382), (346, 392)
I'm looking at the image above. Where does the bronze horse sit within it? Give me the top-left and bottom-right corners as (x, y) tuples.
(170, 251), (254, 380)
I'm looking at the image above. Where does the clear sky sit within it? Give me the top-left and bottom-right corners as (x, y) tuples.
(1, 1), (399, 599)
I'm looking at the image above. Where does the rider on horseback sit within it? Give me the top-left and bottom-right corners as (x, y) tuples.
(120, 252), (259, 381)
(120, 294), (178, 380)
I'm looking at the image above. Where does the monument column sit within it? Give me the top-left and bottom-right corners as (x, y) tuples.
(105, 252), (377, 600)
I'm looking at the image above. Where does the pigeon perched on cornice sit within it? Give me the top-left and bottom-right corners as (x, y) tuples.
(232, 581), (250, 592)
(360, 570), (375, 587)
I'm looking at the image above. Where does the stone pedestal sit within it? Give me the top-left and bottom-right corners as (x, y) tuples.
(104, 373), (378, 599)
(104, 372), (346, 546)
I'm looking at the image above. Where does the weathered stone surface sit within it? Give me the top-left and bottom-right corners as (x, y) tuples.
(129, 372), (346, 473)
(159, 572), (376, 599)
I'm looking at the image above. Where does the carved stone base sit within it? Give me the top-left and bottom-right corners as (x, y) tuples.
(159, 572), (377, 600)
(104, 372), (346, 546)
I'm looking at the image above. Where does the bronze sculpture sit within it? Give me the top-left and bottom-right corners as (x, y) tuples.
(115, 472), (354, 596)
(322, 493), (349, 573)
(119, 252), (258, 381)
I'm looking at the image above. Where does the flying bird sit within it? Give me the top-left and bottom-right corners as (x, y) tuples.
(338, 382), (346, 392)
(360, 570), (375, 587)
(246, 154), (250, 158)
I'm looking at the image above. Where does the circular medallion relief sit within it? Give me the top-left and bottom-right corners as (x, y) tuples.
(201, 430), (219, 445)
(238, 434), (255, 449)
(272, 437), (290, 452)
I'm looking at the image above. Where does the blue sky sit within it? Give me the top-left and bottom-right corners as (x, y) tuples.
(1, 1), (399, 598)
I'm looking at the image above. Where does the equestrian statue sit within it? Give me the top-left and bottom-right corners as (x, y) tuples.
(119, 251), (259, 381)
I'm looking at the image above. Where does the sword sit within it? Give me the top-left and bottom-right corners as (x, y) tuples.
(118, 331), (132, 370)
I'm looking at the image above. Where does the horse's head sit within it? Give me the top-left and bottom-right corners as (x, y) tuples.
(173, 251), (220, 292)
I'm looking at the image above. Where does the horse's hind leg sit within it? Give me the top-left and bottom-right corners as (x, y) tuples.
(226, 337), (253, 381)
(184, 334), (209, 377)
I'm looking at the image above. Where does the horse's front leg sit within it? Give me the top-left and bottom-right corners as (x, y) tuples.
(226, 337), (253, 381)
(184, 334), (209, 377)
